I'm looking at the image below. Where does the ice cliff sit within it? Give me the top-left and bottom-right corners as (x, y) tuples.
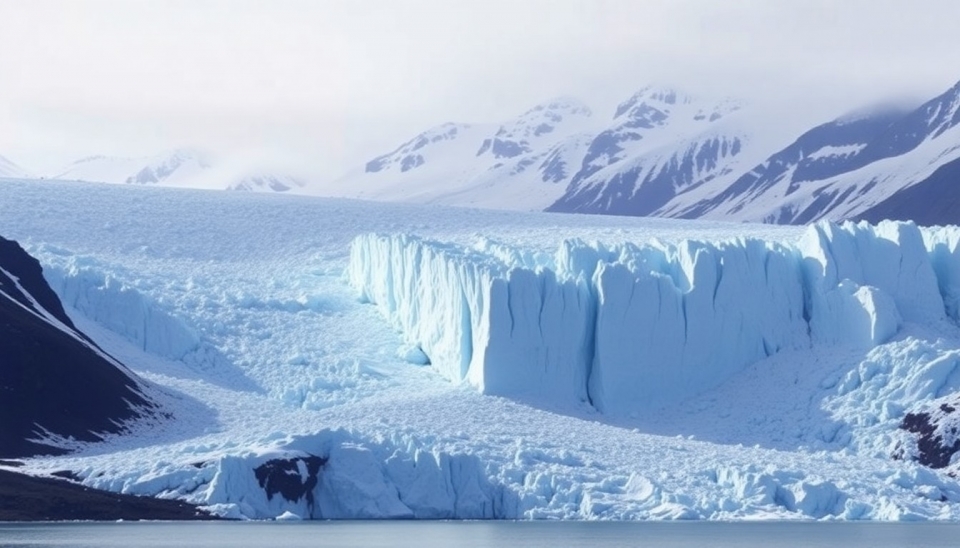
(350, 220), (959, 416)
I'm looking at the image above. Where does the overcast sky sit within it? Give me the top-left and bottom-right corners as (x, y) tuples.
(1, 0), (958, 178)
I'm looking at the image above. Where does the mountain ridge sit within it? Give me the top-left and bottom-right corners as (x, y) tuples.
(47, 148), (307, 194)
(324, 77), (960, 226)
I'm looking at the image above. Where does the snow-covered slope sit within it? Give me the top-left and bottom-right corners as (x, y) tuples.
(676, 106), (911, 223)
(51, 149), (214, 188)
(5, 179), (960, 520)
(50, 149), (308, 193)
(315, 98), (598, 210)
(227, 173), (306, 193)
(319, 79), (960, 226)
(681, 79), (960, 224)
(320, 87), (800, 220)
(547, 87), (770, 217)
(0, 235), (156, 458)
(0, 154), (30, 178)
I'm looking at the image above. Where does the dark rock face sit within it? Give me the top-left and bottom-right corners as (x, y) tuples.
(539, 146), (571, 183)
(0, 235), (154, 458)
(254, 455), (327, 509)
(679, 109), (905, 221)
(549, 136), (742, 216)
(365, 124), (463, 174)
(894, 397), (960, 470)
(679, 81), (960, 224)
(0, 469), (215, 521)
(489, 138), (529, 159)
(857, 157), (960, 226)
(400, 154), (425, 172)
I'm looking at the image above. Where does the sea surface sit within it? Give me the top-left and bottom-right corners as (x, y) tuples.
(1, 521), (959, 548)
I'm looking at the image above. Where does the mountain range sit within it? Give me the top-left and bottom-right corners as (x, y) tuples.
(319, 97), (598, 211)
(4, 79), (960, 225)
(321, 78), (960, 226)
(45, 148), (306, 193)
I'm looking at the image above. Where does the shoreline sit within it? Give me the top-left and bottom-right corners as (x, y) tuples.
(0, 469), (217, 522)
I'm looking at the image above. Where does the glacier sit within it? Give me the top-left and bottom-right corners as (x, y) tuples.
(5, 179), (960, 521)
(349, 220), (956, 416)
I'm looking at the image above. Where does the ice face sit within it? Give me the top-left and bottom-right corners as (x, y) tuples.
(349, 220), (957, 416)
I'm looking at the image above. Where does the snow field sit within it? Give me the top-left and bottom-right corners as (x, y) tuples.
(3, 179), (960, 520)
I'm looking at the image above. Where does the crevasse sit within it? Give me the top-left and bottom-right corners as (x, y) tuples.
(349, 220), (958, 415)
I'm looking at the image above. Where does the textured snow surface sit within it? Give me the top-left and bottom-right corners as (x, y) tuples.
(4, 179), (960, 521)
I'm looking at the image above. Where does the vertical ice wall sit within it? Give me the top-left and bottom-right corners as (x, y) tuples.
(349, 234), (594, 404)
(350, 220), (960, 416)
(922, 225), (960, 320)
(42, 258), (201, 360)
(589, 238), (809, 413)
(799, 221), (944, 348)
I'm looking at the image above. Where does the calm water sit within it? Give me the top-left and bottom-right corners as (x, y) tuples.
(1, 521), (959, 548)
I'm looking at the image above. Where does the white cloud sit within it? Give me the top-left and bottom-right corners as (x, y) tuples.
(1, 0), (958, 178)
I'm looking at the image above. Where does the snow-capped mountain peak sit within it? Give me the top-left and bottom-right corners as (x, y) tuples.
(322, 85), (765, 216)
(47, 148), (305, 194)
(613, 86), (690, 119)
(365, 123), (474, 174)
(227, 172), (307, 193)
(611, 86), (742, 130)
(320, 96), (604, 211)
(477, 97), (594, 160)
(52, 147), (214, 187)
(547, 87), (757, 218)
(124, 148), (212, 185)
(675, 77), (960, 225)
(323, 76), (960, 226)
(915, 78), (960, 139)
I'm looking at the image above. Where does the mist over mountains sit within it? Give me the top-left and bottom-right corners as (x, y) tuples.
(4, 78), (960, 225)
(324, 77), (960, 225)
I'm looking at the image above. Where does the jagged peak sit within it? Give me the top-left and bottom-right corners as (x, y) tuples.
(228, 172), (306, 192)
(519, 96), (593, 119)
(396, 122), (470, 150)
(485, 97), (594, 148)
(614, 86), (693, 119)
(614, 86), (743, 124)
(693, 98), (744, 123)
(948, 77), (960, 95)
(416, 122), (471, 137)
(385, 122), (471, 151)
(363, 122), (473, 173)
